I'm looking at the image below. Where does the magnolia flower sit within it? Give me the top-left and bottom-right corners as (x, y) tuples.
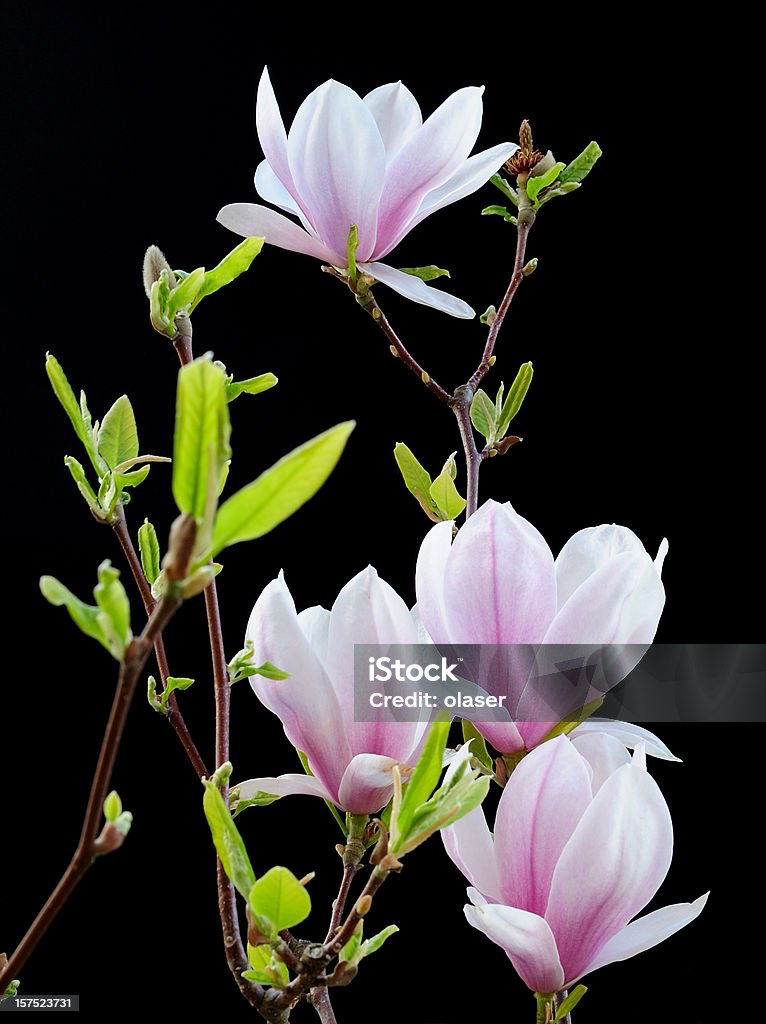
(416, 499), (668, 753)
(235, 567), (426, 815)
(217, 69), (518, 318)
(443, 734), (707, 993)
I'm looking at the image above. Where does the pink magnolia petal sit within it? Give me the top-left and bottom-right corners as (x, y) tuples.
(363, 82), (422, 161)
(375, 86), (484, 256)
(442, 500), (557, 644)
(464, 901), (565, 994)
(545, 761), (673, 983)
(235, 773), (333, 804)
(573, 894), (709, 983)
(255, 67), (304, 212)
(296, 604), (331, 664)
(337, 753), (401, 814)
(359, 262), (475, 318)
(496, 736), (592, 915)
(217, 204), (341, 263)
(543, 551), (665, 645)
(415, 520), (455, 642)
(570, 731), (631, 793)
(442, 804), (502, 902)
(555, 525), (655, 609)
(254, 160), (317, 235)
(474, 720), (526, 755)
(245, 574), (351, 799)
(287, 80), (385, 261)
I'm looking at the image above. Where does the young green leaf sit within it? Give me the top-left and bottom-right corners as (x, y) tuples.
(429, 454), (466, 520)
(392, 720), (451, 849)
(496, 362), (533, 439)
(340, 924), (364, 963)
(64, 455), (102, 517)
(558, 142), (602, 186)
(393, 442), (441, 522)
(470, 389), (497, 443)
(210, 421), (354, 556)
(555, 985), (588, 1020)
(138, 519), (161, 585)
(168, 266), (206, 317)
(225, 372), (278, 403)
(359, 924), (399, 960)
(39, 576), (108, 653)
(93, 562), (132, 654)
(537, 182), (582, 206)
(45, 354), (105, 474)
(481, 205), (517, 224)
(245, 944), (289, 985)
(526, 162), (566, 204)
(189, 237), (265, 310)
(160, 676), (194, 710)
(461, 721), (493, 773)
(172, 355), (231, 522)
(480, 306), (497, 325)
(398, 266), (450, 281)
(202, 779), (256, 899)
(347, 224), (360, 279)
(98, 395), (139, 470)
(489, 173), (519, 206)
(248, 866), (311, 933)
(103, 791), (122, 822)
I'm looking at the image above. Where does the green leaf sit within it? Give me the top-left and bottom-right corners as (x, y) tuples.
(397, 770), (490, 856)
(211, 421), (354, 556)
(160, 676), (194, 710)
(461, 721), (493, 773)
(429, 454), (466, 520)
(168, 266), (206, 317)
(393, 442), (441, 522)
(252, 661), (290, 681)
(398, 266), (450, 281)
(360, 924), (399, 959)
(246, 944), (289, 985)
(392, 720), (451, 848)
(149, 268), (174, 334)
(340, 922), (364, 963)
(248, 866), (311, 933)
(98, 395), (139, 470)
(538, 182), (582, 206)
(93, 561), (132, 659)
(172, 355), (231, 524)
(347, 224), (359, 279)
(189, 237), (265, 311)
(225, 372), (278, 403)
(113, 464), (151, 492)
(202, 779), (256, 899)
(45, 354), (104, 473)
(489, 173), (519, 206)
(232, 789), (282, 816)
(138, 519), (161, 584)
(40, 575), (109, 651)
(496, 362), (533, 438)
(103, 790), (122, 822)
(470, 389), (497, 443)
(494, 382), (505, 418)
(558, 142), (602, 186)
(481, 205), (517, 224)
(526, 162), (566, 204)
(64, 455), (102, 517)
(555, 985), (588, 1020)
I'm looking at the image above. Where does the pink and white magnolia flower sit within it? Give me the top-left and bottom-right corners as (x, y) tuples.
(443, 734), (707, 993)
(235, 567), (427, 815)
(217, 68), (518, 318)
(415, 499), (668, 753)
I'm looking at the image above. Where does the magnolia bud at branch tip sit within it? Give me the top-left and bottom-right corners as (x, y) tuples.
(143, 245), (176, 298)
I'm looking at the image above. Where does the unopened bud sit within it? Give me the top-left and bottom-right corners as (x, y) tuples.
(355, 895), (372, 917)
(488, 355), (497, 366)
(371, 307), (381, 320)
(143, 245), (176, 298)
(298, 872), (315, 887)
(522, 259), (539, 277)
(389, 345), (399, 358)
(163, 514), (197, 583)
(421, 371), (430, 384)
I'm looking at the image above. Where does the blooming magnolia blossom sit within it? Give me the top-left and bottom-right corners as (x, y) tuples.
(416, 500), (668, 753)
(235, 567), (427, 815)
(443, 734), (707, 992)
(217, 68), (518, 318)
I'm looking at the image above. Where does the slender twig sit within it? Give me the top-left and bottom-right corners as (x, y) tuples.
(309, 987), (338, 1023)
(204, 579), (230, 773)
(324, 864), (358, 945)
(451, 387), (482, 518)
(112, 507), (208, 778)
(0, 593), (180, 991)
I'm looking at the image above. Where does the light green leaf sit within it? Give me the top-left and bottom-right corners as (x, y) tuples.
(461, 721), (493, 773)
(98, 395), (139, 470)
(168, 266), (206, 317)
(231, 789), (282, 816)
(360, 924), (399, 959)
(481, 205), (517, 224)
(138, 519), (161, 584)
(202, 779), (256, 899)
(246, 944), (289, 985)
(45, 354), (104, 473)
(114, 464), (151, 491)
(93, 561), (132, 658)
(340, 922), (363, 963)
(39, 576), (108, 652)
(429, 454), (466, 520)
(248, 866), (311, 933)
(398, 266), (451, 281)
(160, 676), (195, 710)
(480, 306), (497, 325)
(555, 985), (588, 1020)
(225, 372), (278, 403)
(172, 355), (231, 525)
(526, 162), (566, 204)
(470, 389), (497, 443)
(189, 237), (265, 311)
(103, 790), (122, 822)
(393, 442), (440, 522)
(399, 772), (490, 855)
(149, 268), (174, 334)
(538, 182), (582, 206)
(558, 142), (602, 186)
(392, 720), (451, 848)
(347, 224), (359, 279)
(496, 362), (533, 439)
(211, 421), (354, 556)
(64, 455), (101, 517)
(489, 173), (519, 206)
(251, 661), (290, 681)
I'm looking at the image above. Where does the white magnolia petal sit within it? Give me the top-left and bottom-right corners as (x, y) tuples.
(359, 262), (474, 319)
(254, 160), (315, 233)
(287, 80), (386, 261)
(363, 82), (423, 160)
(574, 721), (682, 762)
(464, 902), (565, 995)
(235, 773), (333, 803)
(255, 67), (302, 204)
(442, 805), (502, 902)
(217, 204), (341, 263)
(555, 525), (653, 610)
(574, 894), (709, 982)
(570, 731), (631, 793)
(415, 520), (456, 643)
(296, 605), (331, 666)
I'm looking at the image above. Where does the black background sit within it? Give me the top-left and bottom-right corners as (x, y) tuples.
(2, 9), (758, 1023)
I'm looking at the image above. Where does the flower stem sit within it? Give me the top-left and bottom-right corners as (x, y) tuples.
(535, 992), (553, 1024)
(324, 815), (367, 943)
(0, 592), (180, 992)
